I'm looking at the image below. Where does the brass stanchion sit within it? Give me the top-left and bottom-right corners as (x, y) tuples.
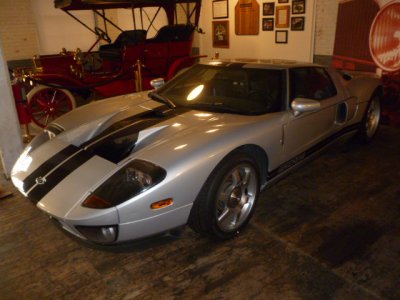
(134, 70), (139, 92)
(133, 59), (144, 92)
(22, 124), (33, 143)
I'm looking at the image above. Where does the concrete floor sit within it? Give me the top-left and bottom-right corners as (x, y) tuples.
(0, 125), (399, 300)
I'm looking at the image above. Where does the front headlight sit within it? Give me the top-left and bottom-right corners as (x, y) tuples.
(82, 160), (166, 209)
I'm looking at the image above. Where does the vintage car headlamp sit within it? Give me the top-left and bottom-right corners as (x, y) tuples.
(82, 160), (166, 209)
(75, 225), (118, 244)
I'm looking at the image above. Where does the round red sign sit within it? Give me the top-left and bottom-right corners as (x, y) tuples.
(370, 1), (400, 72)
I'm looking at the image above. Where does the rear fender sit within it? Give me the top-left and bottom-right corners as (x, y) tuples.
(346, 76), (382, 104)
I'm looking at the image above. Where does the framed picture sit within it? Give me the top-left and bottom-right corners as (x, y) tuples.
(213, 20), (229, 48)
(263, 2), (275, 16)
(278, 0), (289, 3)
(292, 0), (305, 14)
(291, 17), (305, 31)
(275, 30), (288, 43)
(276, 5), (290, 28)
(212, 0), (229, 19)
(262, 18), (274, 31)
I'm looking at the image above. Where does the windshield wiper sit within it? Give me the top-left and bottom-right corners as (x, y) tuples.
(148, 91), (176, 109)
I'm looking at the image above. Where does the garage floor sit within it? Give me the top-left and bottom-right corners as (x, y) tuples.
(0, 125), (399, 300)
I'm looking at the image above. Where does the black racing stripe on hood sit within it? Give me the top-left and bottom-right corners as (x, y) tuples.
(24, 106), (192, 204)
(22, 145), (80, 193)
(27, 150), (94, 204)
(80, 106), (191, 164)
(84, 118), (158, 164)
(86, 104), (171, 143)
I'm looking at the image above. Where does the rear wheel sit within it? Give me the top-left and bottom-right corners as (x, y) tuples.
(27, 85), (76, 128)
(356, 95), (381, 143)
(189, 152), (260, 240)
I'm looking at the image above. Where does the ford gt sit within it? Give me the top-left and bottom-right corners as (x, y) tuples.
(11, 60), (382, 244)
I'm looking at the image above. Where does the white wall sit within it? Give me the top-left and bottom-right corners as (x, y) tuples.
(198, 0), (316, 62)
(0, 0), (40, 60)
(31, 0), (96, 54)
(314, 0), (339, 56)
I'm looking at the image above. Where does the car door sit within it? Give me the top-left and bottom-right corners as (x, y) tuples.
(283, 67), (345, 161)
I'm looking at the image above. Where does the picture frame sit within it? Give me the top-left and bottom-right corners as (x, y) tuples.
(292, 0), (305, 14)
(278, 0), (289, 3)
(213, 20), (229, 48)
(291, 16), (305, 31)
(275, 30), (288, 43)
(276, 5), (290, 28)
(263, 2), (275, 16)
(262, 18), (274, 31)
(212, 0), (229, 19)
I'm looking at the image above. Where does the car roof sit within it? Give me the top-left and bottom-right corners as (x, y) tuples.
(202, 59), (324, 70)
(55, 0), (200, 10)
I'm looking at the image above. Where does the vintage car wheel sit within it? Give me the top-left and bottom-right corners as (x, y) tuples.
(189, 152), (260, 240)
(27, 85), (76, 128)
(357, 95), (381, 143)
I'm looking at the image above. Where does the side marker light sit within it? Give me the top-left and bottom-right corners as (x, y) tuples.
(151, 198), (173, 210)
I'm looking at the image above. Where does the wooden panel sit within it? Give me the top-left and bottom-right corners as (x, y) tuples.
(235, 0), (260, 35)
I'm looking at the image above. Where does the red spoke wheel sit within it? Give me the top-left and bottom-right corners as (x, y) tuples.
(26, 85), (76, 128)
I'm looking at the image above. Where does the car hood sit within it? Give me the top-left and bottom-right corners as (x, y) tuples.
(48, 92), (226, 160)
(11, 92), (221, 208)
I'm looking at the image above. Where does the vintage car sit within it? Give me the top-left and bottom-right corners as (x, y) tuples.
(12, 0), (203, 128)
(11, 60), (382, 244)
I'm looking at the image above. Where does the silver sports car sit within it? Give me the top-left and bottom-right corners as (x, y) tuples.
(11, 60), (382, 244)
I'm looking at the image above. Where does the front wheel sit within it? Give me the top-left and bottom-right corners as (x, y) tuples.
(356, 95), (381, 143)
(189, 152), (260, 240)
(26, 85), (76, 128)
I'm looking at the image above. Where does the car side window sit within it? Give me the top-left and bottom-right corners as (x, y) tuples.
(290, 67), (337, 101)
(247, 69), (285, 112)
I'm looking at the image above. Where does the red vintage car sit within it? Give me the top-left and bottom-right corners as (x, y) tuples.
(13, 0), (203, 128)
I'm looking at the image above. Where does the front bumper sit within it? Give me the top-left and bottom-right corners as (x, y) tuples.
(45, 202), (192, 244)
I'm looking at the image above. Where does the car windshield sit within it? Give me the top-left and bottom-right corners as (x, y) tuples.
(156, 64), (285, 115)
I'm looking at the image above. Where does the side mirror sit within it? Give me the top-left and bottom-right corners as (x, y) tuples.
(291, 98), (320, 116)
(150, 78), (165, 89)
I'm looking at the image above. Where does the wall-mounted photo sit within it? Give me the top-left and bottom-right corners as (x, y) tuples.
(292, 0), (305, 14)
(291, 16), (305, 31)
(276, 5), (290, 28)
(213, 20), (229, 48)
(263, 2), (275, 16)
(278, 0), (289, 3)
(213, 0), (229, 19)
(275, 30), (288, 43)
(262, 18), (274, 31)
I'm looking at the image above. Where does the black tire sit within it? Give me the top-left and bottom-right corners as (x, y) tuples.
(356, 94), (381, 144)
(188, 151), (260, 240)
